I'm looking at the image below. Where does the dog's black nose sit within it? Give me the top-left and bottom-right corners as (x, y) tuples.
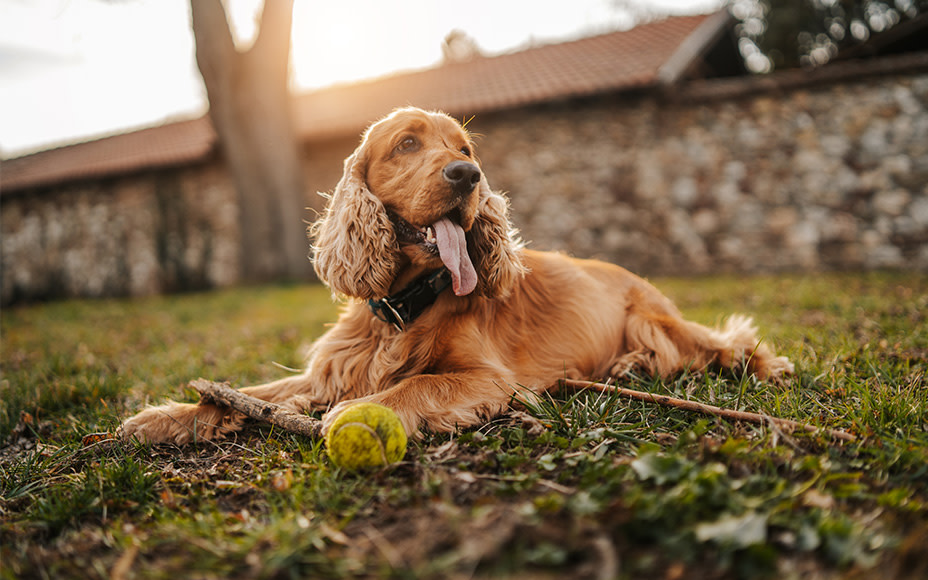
(443, 161), (481, 196)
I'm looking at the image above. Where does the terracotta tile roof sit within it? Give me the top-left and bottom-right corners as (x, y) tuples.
(2, 13), (718, 193)
(294, 13), (716, 140)
(2, 117), (217, 193)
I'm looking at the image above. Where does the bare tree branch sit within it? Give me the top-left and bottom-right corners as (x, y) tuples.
(558, 378), (857, 443)
(191, 379), (322, 439)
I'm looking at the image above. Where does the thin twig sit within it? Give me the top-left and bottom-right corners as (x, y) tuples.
(190, 379), (323, 439)
(558, 378), (857, 443)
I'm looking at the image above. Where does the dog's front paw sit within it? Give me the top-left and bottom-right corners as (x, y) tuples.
(120, 404), (196, 445)
(120, 401), (241, 445)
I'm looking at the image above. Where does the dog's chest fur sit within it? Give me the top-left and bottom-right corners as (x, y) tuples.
(312, 302), (464, 399)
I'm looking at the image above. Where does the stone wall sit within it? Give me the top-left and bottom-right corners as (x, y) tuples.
(473, 71), (928, 276)
(0, 139), (352, 304)
(1, 163), (241, 303)
(3, 66), (927, 304)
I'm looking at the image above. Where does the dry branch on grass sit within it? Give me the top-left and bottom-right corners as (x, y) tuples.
(190, 379), (323, 439)
(558, 378), (857, 443)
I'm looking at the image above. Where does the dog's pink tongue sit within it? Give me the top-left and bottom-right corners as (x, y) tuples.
(433, 217), (477, 296)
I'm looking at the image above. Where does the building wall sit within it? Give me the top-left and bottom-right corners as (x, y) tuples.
(473, 71), (928, 275)
(0, 140), (358, 304)
(3, 69), (927, 304)
(1, 163), (242, 303)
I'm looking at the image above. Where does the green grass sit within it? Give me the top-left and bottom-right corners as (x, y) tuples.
(1, 273), (926, 579)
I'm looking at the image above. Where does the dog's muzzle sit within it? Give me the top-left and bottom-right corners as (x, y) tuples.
(443, 161), (481, 199)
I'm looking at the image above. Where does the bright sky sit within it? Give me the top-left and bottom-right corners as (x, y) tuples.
(0, 0), (723, 157)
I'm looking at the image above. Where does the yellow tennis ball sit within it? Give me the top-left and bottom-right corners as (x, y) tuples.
(325, 402), (408, 470)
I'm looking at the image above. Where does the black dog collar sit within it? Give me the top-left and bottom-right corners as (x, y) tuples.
(368, 268), (452, 332)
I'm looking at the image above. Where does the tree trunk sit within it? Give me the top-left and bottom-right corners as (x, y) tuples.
(191, 0), (308, 282)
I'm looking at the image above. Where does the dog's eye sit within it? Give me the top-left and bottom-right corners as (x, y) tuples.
(396, 137), (419, 153)
(460, 146), (471, 157)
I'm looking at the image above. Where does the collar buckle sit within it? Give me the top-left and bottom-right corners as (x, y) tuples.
(367, 268), (453, 332)
(371, 296), (406, 332)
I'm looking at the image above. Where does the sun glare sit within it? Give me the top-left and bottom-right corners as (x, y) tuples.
(223, 0), (263, 49)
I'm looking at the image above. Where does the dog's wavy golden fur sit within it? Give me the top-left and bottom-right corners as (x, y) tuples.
(121, 107), (793, 444)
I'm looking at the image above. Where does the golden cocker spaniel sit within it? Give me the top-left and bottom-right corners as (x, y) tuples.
(121, 107), (793, 444)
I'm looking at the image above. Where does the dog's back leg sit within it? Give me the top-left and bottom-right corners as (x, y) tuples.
(610, 306), (792, 380)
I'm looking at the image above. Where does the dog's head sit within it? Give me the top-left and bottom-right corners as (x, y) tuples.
(310, 107), (524, 300)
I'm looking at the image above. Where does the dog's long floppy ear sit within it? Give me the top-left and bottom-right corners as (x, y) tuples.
(466, 175), (526, 298)
(310, 143), (399, 299)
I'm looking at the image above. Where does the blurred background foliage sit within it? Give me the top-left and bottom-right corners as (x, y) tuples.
(730, 0), (928, 72)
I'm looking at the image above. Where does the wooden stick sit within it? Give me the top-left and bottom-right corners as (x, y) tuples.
(558, 378), (857, 443)
(188, 377), (856, 444)
(190, 379), (323, 439)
